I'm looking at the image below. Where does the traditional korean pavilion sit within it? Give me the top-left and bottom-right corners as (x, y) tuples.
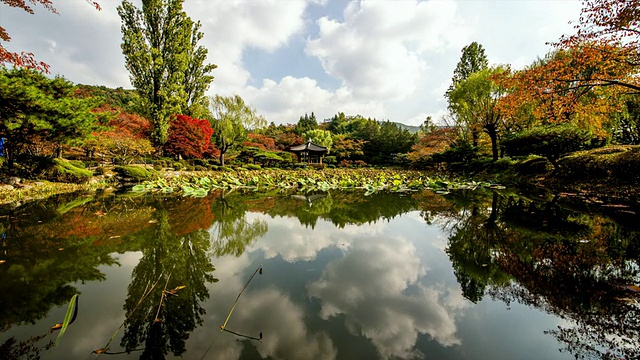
(289, 140), (328, 165)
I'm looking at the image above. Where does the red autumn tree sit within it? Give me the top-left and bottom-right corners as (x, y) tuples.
(242, 133), (277, 150)
(0, 0), (101, 72)
(164, 114), (214, 159)
(274, 131), (303, 150)
(112, 111), (151, 138)
(407, 127), (457, 166)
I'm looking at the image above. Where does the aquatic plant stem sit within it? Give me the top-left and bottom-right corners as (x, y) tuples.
(154, 266), (175, 322)
(220, 266), (262, 331)
(94, 272), (164, 354)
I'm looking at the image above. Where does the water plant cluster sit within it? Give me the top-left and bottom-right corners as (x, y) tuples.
(131, 169), (503, 197)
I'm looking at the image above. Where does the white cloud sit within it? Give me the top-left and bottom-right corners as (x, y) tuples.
(306, 0), (469, 102)
(243, 76), (385, 124)
(197, 252), (337, 360)
(189, 0), (309, 94)
(307, 234), (469, 358)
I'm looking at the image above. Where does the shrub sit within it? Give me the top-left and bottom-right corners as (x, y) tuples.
(114, 165), (158, 181)
(431, 141), (478, 165)
(194, 165), (207, 171)
(173, 162), (184, 171)
(46, 158), (93, 183)
(502, 124), (593, 168)
(245, 164), (261, 170)
(515, 156), (552, 176)
(324, 156), (337, 165)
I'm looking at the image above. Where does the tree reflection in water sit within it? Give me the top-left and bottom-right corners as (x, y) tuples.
(120, 198), (217, 359)
(1, 189), (640, 359)
(441, 191), (640, 359)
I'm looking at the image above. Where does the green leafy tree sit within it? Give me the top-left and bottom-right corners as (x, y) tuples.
(331, 134), (365, 162)
(295, 112), (318, 135)
(183, 21), (217, 118)
(448, 66), (508, 161)
(208, 95), (265, 166)
(303, 129), (333, 151)
(447, 42), (489, 95)
(446, 42), (489, 146)
(118, 0), (215, 147)
(326, 112), (349, 134)
(0, 68), (98, 168)
(358, 121), (418, 164)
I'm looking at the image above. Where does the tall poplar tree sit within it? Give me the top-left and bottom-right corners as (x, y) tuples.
(118, 0), (214, 147)
(446, 42), (489, 146)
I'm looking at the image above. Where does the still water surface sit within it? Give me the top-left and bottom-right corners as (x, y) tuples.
(0, 189), (638, 359)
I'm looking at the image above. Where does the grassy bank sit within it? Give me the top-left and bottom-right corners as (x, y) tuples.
(474, 145), (640, 204)
(0, 146), (637, 206)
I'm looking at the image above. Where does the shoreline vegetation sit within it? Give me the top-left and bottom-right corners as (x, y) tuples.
(0, 145), (637, 212)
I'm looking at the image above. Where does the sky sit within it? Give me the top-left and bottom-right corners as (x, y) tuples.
(1, 0), (583, 126)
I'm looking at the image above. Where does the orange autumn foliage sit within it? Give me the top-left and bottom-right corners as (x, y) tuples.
(496, 0), (640, 137)
(496, 44), (628, 136)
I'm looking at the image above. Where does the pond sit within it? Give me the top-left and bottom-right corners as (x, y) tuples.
(0, 189), (639, 359)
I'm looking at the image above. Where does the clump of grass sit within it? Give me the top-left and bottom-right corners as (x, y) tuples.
(45, 159), (93, 184)
(114, 165), (159, 182)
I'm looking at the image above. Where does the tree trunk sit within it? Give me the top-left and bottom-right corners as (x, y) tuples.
(487, 126), (498, 161)
(55, 146), (63, 158)
(6, 145), (14, 169)
(219, 151), (225, 167)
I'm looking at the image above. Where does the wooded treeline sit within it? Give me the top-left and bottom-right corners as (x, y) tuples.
(0, 0), (639, 181)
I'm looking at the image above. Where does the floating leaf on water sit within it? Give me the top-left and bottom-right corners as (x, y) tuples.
(51, 323), (63, 330)
(93, 348), (106, 354)
(55, 294), (78, 347)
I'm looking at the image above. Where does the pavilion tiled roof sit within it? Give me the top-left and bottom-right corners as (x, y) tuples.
(290, 141), (328, 152)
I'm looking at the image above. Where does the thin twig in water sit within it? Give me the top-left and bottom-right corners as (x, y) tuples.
(220, 266), (262, 330)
